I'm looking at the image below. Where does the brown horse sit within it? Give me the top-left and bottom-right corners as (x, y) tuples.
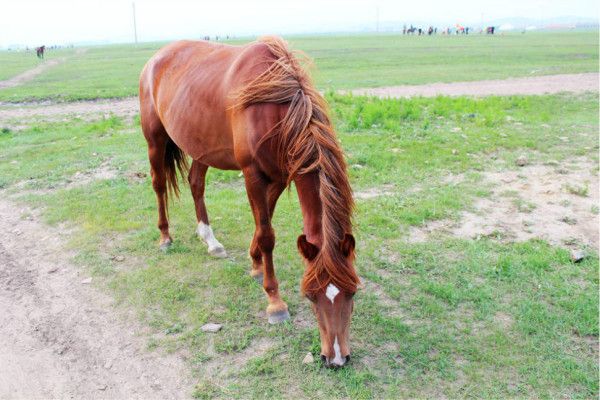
(36, 45), (45, 59)
(139, 37), (359, 367)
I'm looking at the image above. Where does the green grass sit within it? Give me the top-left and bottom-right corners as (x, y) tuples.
(0, 31), (597, 102)
(0, 47), (76, 81)
(0, 93), (597, 398)
(0, 51), (41, 80)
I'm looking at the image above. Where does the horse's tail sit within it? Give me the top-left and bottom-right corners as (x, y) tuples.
(164, 137), (189, 207)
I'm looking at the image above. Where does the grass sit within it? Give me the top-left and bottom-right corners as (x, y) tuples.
(565, 182), (590, 197)
(0, 93), (598, 398)
(0, 47), (76, 81)
(0, 31), (597, 102)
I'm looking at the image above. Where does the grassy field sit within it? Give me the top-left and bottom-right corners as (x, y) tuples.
(0, 47), (76, 81)
(0, 92), (597, 398)
(0, 31), (597, 102)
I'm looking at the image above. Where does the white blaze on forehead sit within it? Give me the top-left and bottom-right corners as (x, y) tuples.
(332, 336), (344, 366)
(325, 283), (340, 304)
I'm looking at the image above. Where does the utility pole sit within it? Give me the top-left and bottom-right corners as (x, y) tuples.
(132, 2), (138, 44)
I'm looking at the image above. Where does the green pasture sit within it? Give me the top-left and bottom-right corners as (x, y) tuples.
(0, 47), (76, 81)
(0, 93), (597, 398)
(0, 31), (597, 102)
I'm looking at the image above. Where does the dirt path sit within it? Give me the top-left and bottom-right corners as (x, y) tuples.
(0, 73), (597, 127)
(0, 198), (192, 399)
(0, 97), (139, 126)
(0, 59), (64, 90)
(350, 72), (599, 98)
(0, 73), (599, 128)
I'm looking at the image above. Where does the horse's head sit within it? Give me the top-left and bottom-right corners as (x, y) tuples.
(298, 233), (357, 368)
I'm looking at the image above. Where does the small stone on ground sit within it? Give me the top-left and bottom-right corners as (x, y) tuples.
(516, 155), (528, 167)
(570, 249), (586, 263)
(201, 323), (222, 333)
(302, 352), (314, 364)
(81, 278), (93, 284)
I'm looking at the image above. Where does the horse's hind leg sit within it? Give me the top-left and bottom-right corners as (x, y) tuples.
(188, 161), (227, 258)
(141, 112), (172, 250)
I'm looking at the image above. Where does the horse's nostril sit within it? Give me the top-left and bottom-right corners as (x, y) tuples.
(320, 355), (327, 363)
(345, 355), (351, 363)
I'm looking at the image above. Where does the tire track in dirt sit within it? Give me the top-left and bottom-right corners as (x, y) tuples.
(0, 198), (193, 399)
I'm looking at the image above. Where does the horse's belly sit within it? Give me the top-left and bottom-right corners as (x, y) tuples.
(194, 148), (239, 170)
(171, 129), (239, 170)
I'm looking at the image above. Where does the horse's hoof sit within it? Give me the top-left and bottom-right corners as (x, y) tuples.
(268, 309), (290, 324)
(208, 245), (227, 258)
(159, 240), (172, 252)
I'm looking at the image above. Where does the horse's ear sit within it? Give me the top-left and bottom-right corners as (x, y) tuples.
(340, 233), (355, 257)
(297, 235), (319, 261)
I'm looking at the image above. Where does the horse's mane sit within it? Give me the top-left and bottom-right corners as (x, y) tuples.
(234, 36), (359, 295)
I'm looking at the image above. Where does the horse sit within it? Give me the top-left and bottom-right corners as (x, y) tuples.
(139, 37), (359, 368)
(35, 45), (45, 59)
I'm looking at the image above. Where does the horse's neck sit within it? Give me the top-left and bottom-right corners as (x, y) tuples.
(294, 172), (323, 247)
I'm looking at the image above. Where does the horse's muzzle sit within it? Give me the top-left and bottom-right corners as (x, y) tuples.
(321, 354), (351, 368)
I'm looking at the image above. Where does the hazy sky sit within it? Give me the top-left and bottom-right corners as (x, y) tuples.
(1, 0), (597, 47)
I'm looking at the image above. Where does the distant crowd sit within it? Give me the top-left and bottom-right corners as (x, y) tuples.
(402, 24), (496, 35)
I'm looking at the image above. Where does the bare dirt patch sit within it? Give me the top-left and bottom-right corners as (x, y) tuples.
(13, 161), (123, 196)
(0, 198), (192, 399)
(410, 158), (599, 250)
(354, 184), (395, 200)
(351, 73), (599, 98)
(66, 162), (120, 189)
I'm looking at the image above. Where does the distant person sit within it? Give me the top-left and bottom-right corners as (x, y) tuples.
(403, 24), (407, 34)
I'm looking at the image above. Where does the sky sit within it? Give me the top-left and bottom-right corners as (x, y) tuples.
(0, 0), (598, 47)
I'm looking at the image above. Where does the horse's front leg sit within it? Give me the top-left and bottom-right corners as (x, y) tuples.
(249, 181), (285, 283)
(243, 167), (289, 324)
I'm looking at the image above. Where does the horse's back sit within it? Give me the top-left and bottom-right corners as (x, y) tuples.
(140, 40), (276, 170)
